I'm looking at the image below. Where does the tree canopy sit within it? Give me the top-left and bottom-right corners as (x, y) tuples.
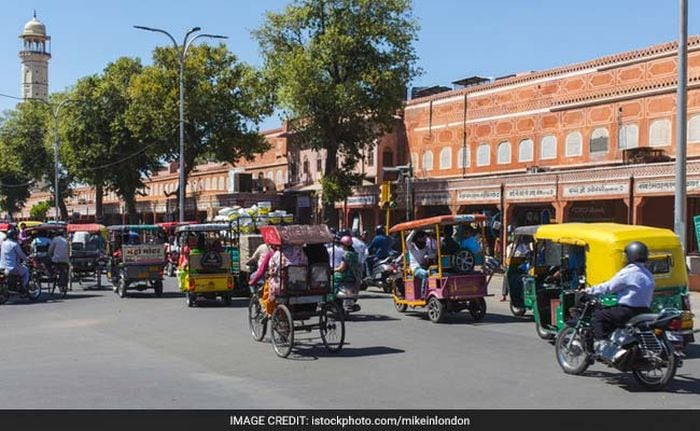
(255, 0), (420, 223)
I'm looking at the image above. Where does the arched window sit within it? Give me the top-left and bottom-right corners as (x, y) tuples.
(649, 119), (671, 147)
(618, 124), (639, 149)
(439, 147), (452, 170)
(540, 135), (557, 160)
(276, 170), (284, 185)
(590, 127), (609, 153)
(204, 178), (211, 190)
(382, 150), (394, 167)
(688, 115), (700, 143)
(518, 139), (534, 162)
(476, 144), (490, 167)
(267, 171), (273, 180)
(422, 151), (434, 171)
(302, 158), (309, 175)
(457, 146), (470, 168)
(411, 152), (418, 169)
(497, 141), (511, 164)
(565, 131), (582, 157)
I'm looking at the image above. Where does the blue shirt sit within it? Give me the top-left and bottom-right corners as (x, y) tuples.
(368, 235), (391, 259)
(587, 263), (654, 308)
(0, 239), (28, 271)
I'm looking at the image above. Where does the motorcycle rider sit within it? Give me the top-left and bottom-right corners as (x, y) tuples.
(351, 229), (368, 277)
(367, 226), (392, 267)
(585, 241), (654, 357)
(407, 230), (436, 297)
(48, 230), (70, 278)
(0, 227), (30, 291)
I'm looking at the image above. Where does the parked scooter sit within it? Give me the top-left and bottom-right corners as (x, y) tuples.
(0, 266), (42, 304)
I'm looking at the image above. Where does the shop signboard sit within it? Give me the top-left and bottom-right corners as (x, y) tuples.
(635, 178), (700, 195)
(455, 188), (501, 203)
(415, 191), (450, 206)
(562, 182), (629, 198)
(505, 185), (556, 201)
(345, 195), (376, 207)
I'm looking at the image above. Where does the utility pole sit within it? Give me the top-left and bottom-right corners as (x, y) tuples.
(674, 0), (688, 249)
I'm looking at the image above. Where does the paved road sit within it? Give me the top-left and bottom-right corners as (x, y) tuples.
(0, 274), (698, 408)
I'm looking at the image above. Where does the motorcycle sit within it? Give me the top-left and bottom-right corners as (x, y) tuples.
(335, 281), (361, 317)
(0, 265), (42, 304)
(165, 245), (179, 277)
(362, 251), (401, 293)
(555, 281), (682, 390)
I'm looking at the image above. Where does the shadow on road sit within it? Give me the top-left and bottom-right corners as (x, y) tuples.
(289, 343), (405, 361)
(682, 343), (700, 360)
(3, 292), (103, 305)
(344, 313), (399, 323)
(399, 310), (533, 325)
(582, 369), (700, 395)
(122, 291), (184, 300)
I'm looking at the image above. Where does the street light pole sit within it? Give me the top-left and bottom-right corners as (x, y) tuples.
(134, 25), (227, 223)
(674, 0), (688, 250)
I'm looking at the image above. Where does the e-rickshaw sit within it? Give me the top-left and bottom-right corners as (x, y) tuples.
(175, 223), (236, 307)
(107, 225), (166, 298)
(24, 223), (69, 297)
(67, 223), (107, 290)
(505, 223), (695, 347)
(248, 224), (346, 358)
(158, 221), (195, 277)
(389, 215), (498, 323)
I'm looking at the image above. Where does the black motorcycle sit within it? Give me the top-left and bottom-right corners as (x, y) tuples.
(362, 251), (401, 294)
(0, 265), (42, 304)
(555, 285), (682, 390)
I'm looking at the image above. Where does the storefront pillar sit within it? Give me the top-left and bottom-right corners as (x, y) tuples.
(553, 201), (569, 224)
(623, 197), (644, 225)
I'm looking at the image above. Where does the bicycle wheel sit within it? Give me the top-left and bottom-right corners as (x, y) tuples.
(248, 295), (268, 342)
(320, 302), (345, 353)
(271, 304), (294, 358)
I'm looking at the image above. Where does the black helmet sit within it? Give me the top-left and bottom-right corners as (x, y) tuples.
(6, 227), (18, 240)
(624, 241), (648, 264)
(375, 225), (385, 236)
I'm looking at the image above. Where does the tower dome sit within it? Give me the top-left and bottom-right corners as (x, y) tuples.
(22, 13), (47, 38)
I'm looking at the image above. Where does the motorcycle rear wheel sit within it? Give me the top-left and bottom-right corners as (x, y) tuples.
(632, 338), (677, 391)
(555, 326), (591, 375)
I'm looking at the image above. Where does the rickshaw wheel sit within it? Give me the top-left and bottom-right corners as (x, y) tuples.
(320, 302), (345, 353)
(469, 298), (487, 321)
(96, 271), (102, 289)
(68, 268), (74, 292)
(153, 281), (163, 297)
(427, 297), (445, 323)
(186, 293), (196, 307)
(27, 281), (41, 301)
(555, 326), (591, 375)
(0, 288), (8, 305)
(509, 301), (527, 317)
(393, 298), (407, 313)
(453, 250), (475, 273)
(271, 304), (294, 358)
(222, 294), (232, 306)
(248, 295), (267, 341)
(535, 323), (554, 340)
(118, 278), (127, 298)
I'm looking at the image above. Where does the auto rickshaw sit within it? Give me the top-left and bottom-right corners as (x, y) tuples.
(175, 223), (236, 307)
(67, 223), (107, 290)
(505, 223), (695, 347)
(23, 223), (69, 297)
(247, 224), (346, 358)
(107, 225), (166, 298)
(158, 221), (195, 277)
(389, 214), (498, 323)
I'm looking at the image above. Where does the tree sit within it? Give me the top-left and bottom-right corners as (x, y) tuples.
(0, 101), (53, 219)
(126, 44), (274, 219)
(61, 57), (158, 221)
(30, 200), (51, 220)
(255, 0), (420, 224)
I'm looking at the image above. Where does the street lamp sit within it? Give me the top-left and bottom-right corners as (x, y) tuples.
(0, 93), (77, 221)
(134, 25), (227, 222)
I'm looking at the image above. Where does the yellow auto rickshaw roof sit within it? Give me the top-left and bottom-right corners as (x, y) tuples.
(533, 223), (680, 249)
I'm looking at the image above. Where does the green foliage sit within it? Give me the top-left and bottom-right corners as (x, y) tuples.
(29, 200), (51, 220)
(126, 44), (274, 213)
(255, 0), (420, 219)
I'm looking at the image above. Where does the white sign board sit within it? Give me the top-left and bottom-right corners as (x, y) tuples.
(123, 245), (166, 264)
(346, 195), (376, 206)
(505, 185), (557, 201)
(415, 192), (450, 206)
(562, 182), (629, 198)
(456, 188), (501, 203)
(635, 178), (700, 195)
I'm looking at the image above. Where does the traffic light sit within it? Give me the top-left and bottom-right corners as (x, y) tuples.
(379, 181), (392, 207)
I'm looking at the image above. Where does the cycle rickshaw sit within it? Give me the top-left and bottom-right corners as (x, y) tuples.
(67, 223), (107, 290)
(248, 224), (346, 358)
(23, 223), (69, 297)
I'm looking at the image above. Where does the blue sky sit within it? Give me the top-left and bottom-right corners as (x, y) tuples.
(1, 0), (698, 131)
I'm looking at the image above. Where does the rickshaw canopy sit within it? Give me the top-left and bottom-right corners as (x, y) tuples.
(107, 224), (163, 232)
(24, 223), (66, 234)
(175, 223), (231, 234)
(0, 223), (12, 232)
(157, 221), (196, 230)
(389, 214), (489, 234)
(260, 224), (333, 246)
(67, 223), (106, 234)
(524, 223), (686, 288)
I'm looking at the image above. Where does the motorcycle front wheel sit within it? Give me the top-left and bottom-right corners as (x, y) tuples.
(632, 337), (677, 391)
(555, 326), (591, 375)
